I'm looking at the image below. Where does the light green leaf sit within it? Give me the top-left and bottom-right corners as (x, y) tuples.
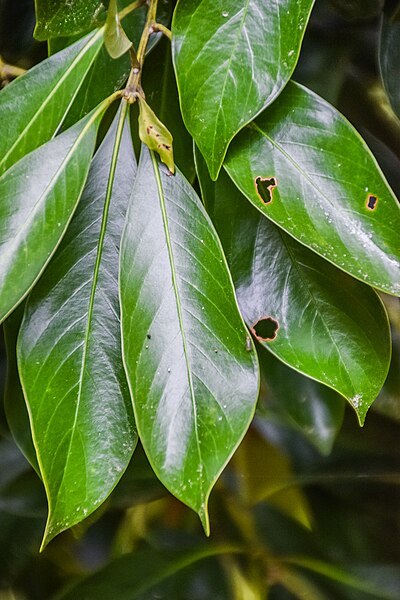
(0, 29), (104, 175)
(105, 0), (132, 59)
(172, 0), (315, 179)
(198, 161), (390, 424)
(34, 0), (106, 39)
(119, 147), (259, 532)
(138, 97), (175, 173)
(17, 104), (137, 549)
(225, 81), (400, 296)
(0, 100), (110, 325)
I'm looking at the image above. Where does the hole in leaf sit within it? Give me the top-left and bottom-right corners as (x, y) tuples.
(251, 317), (279, 341)
(366, 194), (378, 210)
(255, 176), (277, 204)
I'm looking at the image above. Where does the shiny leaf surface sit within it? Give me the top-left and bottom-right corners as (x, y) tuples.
(120, 147), (259, 531)
(199, 163), (391, 423)
(34, 0), (106, 39)
(0, 30), (103, 175)
(0, 104), (107, 325)
(18, 105), (137, 548)
(380, 14), (400, 119)
(172, 0), (314, 179)
(225, 81), (400, 296)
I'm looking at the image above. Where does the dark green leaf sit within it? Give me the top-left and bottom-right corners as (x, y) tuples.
(380, 14), (400, 119)
(257, 348), (344, 455)
(34, 0), (106, 40)
(172, 0), (315, 179)
(3, 304), (39, 473)
(198, 161), (390, 423)
(120, 147), (259, 531)
(225, 81), (400, 296)
(0, 102), (108, 325)
(17, 104), (137, 549)
(0, 111), (109, 327)
(55, 545), (237, 600)
(0, 30), (104, 175)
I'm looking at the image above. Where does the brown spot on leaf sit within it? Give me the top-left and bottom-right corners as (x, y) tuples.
(251, 317), (279, 342)
(366, 194), (378, 210)
(255, 176), (277, 205)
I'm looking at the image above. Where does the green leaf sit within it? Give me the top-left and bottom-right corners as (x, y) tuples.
(0, 99), (109, 324)
(34, 0), (106, 40)
(172, 0), (315, 179)
(105, 0), (132, 59)
(119, 147), (259, 532)
(55, 545), (238, 600)
(138, 97), (175, 173)
(17, 104), (137, 549)
(257, 348), (344, 455)
(198, 161), (391, 424)
(0, 29), (104, 175)
(380, 14), (400, 119)
(225, 81), (400, 296)
(3, 305), (40, 473)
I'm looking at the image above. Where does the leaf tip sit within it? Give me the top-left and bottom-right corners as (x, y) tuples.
(198, 503), (210, 537)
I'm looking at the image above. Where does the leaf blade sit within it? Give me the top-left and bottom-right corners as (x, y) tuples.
(120, 148), (259, 529)
(0, 29), (104, 175)
(172, 0), (315, 179)
(0, 103), (109, 324)
(17, 104), (137, 548)
(225, 81), (400, 296)
(199, 162), (391, 423)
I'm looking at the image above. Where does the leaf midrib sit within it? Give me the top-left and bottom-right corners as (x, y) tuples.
(150, 151), (205, 503)
(46, 102), (128, 531)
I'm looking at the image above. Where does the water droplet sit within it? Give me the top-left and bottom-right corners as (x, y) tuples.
(222, 11), (229, 17)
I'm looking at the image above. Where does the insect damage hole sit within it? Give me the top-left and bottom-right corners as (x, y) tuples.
(366, 194), (378, 211)
(255, 176), (277, 205)
(251, 317), (279, 342)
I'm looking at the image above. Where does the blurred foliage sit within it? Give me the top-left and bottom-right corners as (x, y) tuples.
(1, 0), (400, 598)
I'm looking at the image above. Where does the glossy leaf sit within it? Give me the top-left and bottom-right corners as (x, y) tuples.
(138, 97), (175, 173)
(0, 100), (109, 323)
(257, 347), (344, 455)
(34, 0), (106, 40)
(0, 30), (104, 175)
(120, 147), (259, 531)
(3, 305), (39, 473)
(198, 162), (391, 423)
(380, 14), (400, 119)
(18, 105), (137, 548)
(56, 545), (237, 600)
(105, 0), (132, 59)
(225, 81), (400, 296)
(172, 0), (315, 179)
